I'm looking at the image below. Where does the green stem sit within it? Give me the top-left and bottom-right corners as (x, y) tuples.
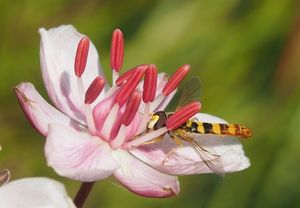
(73, 182), (95, 208)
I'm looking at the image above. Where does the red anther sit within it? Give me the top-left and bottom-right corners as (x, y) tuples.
(162, 64), (191, 96)
(84, 76), (105, 104)
(115, 64), (148, 86)
(74, 37), (90, 77)
(110, 29), (124, 72)
(143, 64), (157, 103)
(122, 91), (141, 126)
(166, 101), (201, 130)
(114, 65), (147, 106)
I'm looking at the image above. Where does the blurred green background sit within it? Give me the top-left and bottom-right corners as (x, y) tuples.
(1, 0), (300, 207)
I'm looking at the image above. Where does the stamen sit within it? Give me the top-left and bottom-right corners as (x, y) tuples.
(149, 94), (164, 112)
(124, 127), (168, 148)
(165, 101), (201, 130)
(121, 91), (141, 126)
(110, 29), (124, 72)
(110, 125), (126, 149)
(143, 64), (157, 103)
(84, 76), (105, 104)
(162, 64), (190, 96)
(114, 65), (147, 106)
(112, 70), (119, 84)
(74, 37), (90, 77)
(115, 64), (147, 86)
(104, 85), (118, 99)
(77, 77), (97, 134)
(135, 102), (150, 135)
(101, 104), (120, 139)
(77, 77), (85, 101)
(84, 104), (97, 135)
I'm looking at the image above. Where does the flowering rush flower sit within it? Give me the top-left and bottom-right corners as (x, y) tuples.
(0, 177), (75, 208)
(14, 25), (250, 198)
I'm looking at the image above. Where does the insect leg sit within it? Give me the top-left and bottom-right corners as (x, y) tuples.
(162, 134), (184, 165)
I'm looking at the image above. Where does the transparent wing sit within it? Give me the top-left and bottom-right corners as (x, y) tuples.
(177, 77), (201, 110)
(172, 130), (225, 177)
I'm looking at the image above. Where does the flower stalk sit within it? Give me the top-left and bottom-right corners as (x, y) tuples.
(73, 182), (95, 208)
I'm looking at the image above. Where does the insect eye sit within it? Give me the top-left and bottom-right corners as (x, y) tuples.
(147, 115), (159, 129)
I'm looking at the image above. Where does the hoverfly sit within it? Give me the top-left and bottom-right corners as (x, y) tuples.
(147, 77), (252, 176)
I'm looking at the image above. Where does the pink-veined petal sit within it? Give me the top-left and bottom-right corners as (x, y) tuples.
(113, 151), (179, 198)
(39, 25), (105, 124)
(0, 177), (75, 208)
(14, 82), (79, 136)
(130, 113), (250, 175)
(45, 124), (119, 182)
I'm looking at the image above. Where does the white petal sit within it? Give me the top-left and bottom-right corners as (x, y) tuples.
(112, 150), (179, 198)
(194, 113), (228, 123)
(0, 177), (75, 208)
(14, 82), (79, 136)
(39, 25), (105, 124)
(130, 113), (250, 175)
(45, 124), (119, 182)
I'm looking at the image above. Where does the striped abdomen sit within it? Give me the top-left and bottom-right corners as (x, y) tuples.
(184, 121), (252, 139)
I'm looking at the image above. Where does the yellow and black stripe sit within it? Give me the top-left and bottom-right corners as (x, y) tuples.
(184, 120), (252, 139)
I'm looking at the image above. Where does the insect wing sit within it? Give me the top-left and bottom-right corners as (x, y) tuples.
(173, 130), (225, 176)
(177, 77), (201, 110)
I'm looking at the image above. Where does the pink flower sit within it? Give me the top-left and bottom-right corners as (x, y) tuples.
(14, 25), (250, 198)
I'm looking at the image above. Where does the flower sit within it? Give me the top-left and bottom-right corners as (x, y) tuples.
(0, 146), (74, 207)
(14, 25), (250, 198)
(0, 145), (10, 186)
(0, 177), (75, 208)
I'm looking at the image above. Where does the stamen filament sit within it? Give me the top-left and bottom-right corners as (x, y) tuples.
(110, 125), (127, 149)
(101, 104), (119, 139)
(149, 94), (164, 112)
(104, 85), (118, 99)
(77, 77), (97, 134)
(77, 77), (85, 101)
(84, 104), (97, 135)
(112, 70), (119, 84)
(136, 102), (150, 135)
(124, 127), (168, 148)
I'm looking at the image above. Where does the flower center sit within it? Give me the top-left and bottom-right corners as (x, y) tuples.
(73, 29), (197, 149)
